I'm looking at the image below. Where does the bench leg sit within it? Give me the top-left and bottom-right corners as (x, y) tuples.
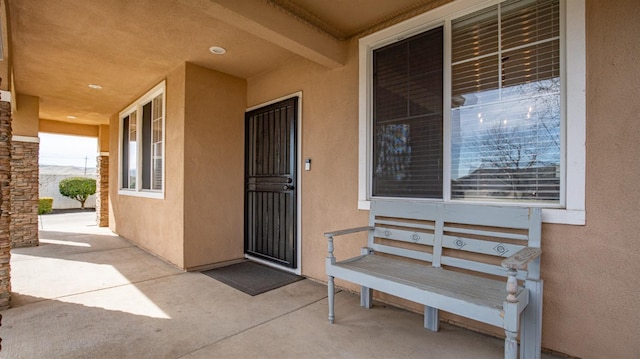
(328, 275), (335, 324)
(424, 306), (439, 331)
(520, 279), (543, 359)
(360, 286), (372, 308)
(505, 330), (518, 359)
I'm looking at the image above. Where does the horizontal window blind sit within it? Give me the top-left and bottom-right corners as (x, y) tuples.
(372, 26), (443, 198)
(127, 112), (137, 190)
(451, 0), (561, 202)
(151, 95), (163, 191)
(121, 115), (130, 189)
(141, 95), (164, 191)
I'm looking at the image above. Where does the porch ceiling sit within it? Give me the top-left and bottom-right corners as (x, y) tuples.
(5, 0), (440, 126)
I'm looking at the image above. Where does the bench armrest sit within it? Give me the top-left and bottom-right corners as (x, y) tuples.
(502, 247), (542, 303)
(501, 247), (542, 270)
(324, 226), (374, 238)
(325, 226), (373, 260)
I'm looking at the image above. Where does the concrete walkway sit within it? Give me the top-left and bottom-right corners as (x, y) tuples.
(1, 212), (559, 358)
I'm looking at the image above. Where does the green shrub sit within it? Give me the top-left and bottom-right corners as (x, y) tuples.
(38, 197), (54, 215)
(59, 177), (96, 209)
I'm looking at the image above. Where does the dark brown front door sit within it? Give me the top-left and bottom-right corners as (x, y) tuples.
(244, 97), (297, 268)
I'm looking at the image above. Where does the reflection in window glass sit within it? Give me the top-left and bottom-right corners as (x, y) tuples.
(451, 0), (560, 202)
(372, 26), (443, 198)
(128, 112), (137, 190)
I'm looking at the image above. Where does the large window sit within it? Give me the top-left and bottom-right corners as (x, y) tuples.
(119, 81), (165, 198)
(359, 0), (585, 224)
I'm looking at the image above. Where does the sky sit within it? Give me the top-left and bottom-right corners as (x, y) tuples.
(39, 133), (98, 169)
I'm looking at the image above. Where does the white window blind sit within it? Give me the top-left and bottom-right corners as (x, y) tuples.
(151, 95), (163, 191)
(450, 0), (561, 202)
(372, 26), (444, 198)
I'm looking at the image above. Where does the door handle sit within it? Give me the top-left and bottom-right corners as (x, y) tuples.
(283, 185), (295, 191)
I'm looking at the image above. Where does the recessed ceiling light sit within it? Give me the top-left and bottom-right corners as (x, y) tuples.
(88, 84), (102, 89)
(209, 46), (226, 55)
(66, 115), (77, 119)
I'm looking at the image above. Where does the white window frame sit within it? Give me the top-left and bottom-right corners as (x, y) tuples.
(358, 0), (585, 225)
(118, 81), (166, 199)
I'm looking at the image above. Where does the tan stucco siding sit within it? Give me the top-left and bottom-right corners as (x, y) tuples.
(98, 124), (109, 153)
(109, 64), (186, 268)
(182, 63), (246, 270)
(539, 1), (640, 357)
(12, 94), (39, 137)
(40, 119), (99, 138)
(247, 40), (368, 282)
(246, 1), (640, 357)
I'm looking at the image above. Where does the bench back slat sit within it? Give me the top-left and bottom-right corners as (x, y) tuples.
(372, 227), (436, 246)
(371, 243), (435, 264)
(442, 203), (534, 230)
(441, 234), (525, 258)
(368, 200), (542, 280)
(370, 200), (440, 220)
(442, 226), (529, 241)
(376, 219), (436, 232)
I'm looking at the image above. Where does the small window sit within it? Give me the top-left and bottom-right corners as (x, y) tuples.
(119, 81), (165, 198)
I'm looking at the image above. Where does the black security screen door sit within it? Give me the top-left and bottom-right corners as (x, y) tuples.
(244, 97), (298, 268)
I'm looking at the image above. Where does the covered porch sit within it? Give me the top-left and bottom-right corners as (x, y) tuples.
(3, 212), (562, 358)
(0, 0), (638, 357)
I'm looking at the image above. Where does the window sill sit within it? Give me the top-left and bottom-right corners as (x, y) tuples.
(118, 189), (164, 200)
(358, 200), (585, 225)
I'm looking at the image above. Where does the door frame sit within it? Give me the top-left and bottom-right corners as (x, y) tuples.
(244, 91), (302, 275)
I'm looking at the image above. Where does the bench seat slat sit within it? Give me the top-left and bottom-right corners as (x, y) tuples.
(330, 255), (527, 327)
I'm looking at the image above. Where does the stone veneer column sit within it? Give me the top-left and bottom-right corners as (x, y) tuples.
(0, 98), (12, 310)
(96, 154), (109, 227)
(9, 138), (39, 248)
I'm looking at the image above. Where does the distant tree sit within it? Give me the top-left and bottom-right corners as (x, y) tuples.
(59, 177), (96, 209)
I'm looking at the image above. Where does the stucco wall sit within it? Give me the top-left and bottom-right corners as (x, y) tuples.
(247, 41), (368, 281)
(109, 65), (186, 268)
(40, 119), (99, 137)
(246, 1), (640, 357)
(538, 1), (640, 357)
(12, 94), (39, 137)
(183, 63), (246, 270)
(98, 124), (109, 153)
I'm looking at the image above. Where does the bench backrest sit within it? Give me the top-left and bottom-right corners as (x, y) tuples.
(368, 200), (542, 280)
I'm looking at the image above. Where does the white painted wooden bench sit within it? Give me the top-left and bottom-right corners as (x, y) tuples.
(325, 200), (543, 359)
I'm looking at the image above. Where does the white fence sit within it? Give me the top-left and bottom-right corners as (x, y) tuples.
(39, 173), (97, 209)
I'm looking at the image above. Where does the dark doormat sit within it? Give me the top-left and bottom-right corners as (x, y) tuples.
(202, 261), (304, 296)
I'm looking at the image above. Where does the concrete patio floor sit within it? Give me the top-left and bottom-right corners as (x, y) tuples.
(0, 212), (561, 358)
